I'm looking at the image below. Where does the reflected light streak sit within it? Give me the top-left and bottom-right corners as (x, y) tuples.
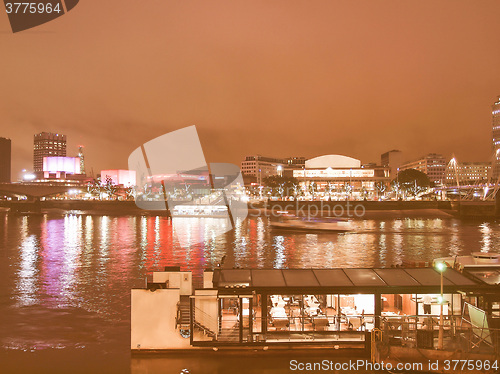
(17, 234), (39, 306)
(273, 235), (285, 269)
(480, 223), (492, 253)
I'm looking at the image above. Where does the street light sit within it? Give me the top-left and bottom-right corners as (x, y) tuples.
(435, 261), (447, 349)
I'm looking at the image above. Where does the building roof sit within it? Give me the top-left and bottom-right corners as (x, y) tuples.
(306, 155), (361, 169)
(465, 268), (500, 286)
(213, 267), (484, 294)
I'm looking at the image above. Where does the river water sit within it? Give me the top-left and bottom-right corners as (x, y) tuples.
(0, 212), (498, 373)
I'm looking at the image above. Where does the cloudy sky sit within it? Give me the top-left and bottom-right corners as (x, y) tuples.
(1, 0), (500, 179)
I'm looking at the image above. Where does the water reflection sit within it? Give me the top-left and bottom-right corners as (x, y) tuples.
(480, 222), (492, 253)
(0, 214), (499, 369)
(17, 234), (39, 307)
(273, 235), (286, 268)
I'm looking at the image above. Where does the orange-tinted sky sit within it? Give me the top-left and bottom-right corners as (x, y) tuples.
(1, 1), (500, 179)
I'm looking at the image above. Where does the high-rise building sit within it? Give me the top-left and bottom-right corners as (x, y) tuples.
(492, 96), (500, 180)
(381, 150), (402, 179)
(33, 132), (66, 172)
(400, 153), (447, 186)
(0, 137), (12, 183)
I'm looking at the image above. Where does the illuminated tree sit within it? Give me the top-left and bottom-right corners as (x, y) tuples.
(262, 175), (299, 197)
(376, 181), (387, 199)
(392, 169), (431, 198)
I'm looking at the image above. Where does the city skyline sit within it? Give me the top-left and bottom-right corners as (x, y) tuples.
(2, 1), (500, 177)
(0, 124), (498, 182)
(2, 2), (500, 373)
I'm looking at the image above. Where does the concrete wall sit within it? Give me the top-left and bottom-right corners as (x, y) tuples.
(153, 271), (192, 295)
(203, 270), (214, 288)
(267, 200), (451, 212)
(131, 289), (191, 350)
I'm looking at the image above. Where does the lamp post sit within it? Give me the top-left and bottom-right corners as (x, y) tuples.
(435, 261), (447, 350)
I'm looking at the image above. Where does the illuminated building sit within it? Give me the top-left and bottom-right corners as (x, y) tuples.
(78, 146), (86, 175)
(26, 156), (89, 185)
(241, 155), (305, 185)
(492, 96), (500, 179)
(0, 137), (11, 183)
(33, 132), (66, 172)
(43, 156), (80, 174)
(380, 150), (402, 179)
(400, 153), (446, 186)
(292, 155), (390, 199)
(445, 161), (491, 186)
(100, 170), (137, 187)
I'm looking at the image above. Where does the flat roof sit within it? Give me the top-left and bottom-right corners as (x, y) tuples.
(465, 269), (500, 286)
(213, 267), (486, 293)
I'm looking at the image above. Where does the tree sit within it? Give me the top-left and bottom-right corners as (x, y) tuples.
(103, 176), (118, 199)
(292, 183), (303, 199)
(125, 186), (136, 200)
(393, 169), (431, 198)
(262, 175), (299, 197)
(326, 182), (336, 200)
(360, 186), (368, 200)
(308, 181), (317, 199)
(376, 181), (387, 199)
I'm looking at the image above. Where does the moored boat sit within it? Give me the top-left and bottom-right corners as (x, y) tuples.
(434, 252), (500, 269)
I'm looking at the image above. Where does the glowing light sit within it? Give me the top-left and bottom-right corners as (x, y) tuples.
(43, 156), (81, 174)
(435, 261), (447, 272)
(23, 173), (36, 181)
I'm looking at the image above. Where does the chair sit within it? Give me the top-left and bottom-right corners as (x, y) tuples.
(273, 319), (289, 330)
(349, 317), (362, 331)
(313, 317), (330, 330)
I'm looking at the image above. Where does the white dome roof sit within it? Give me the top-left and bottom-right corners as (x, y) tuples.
(305, 155), (361, 169)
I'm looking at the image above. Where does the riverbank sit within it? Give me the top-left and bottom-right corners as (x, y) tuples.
(0, 199), (497, 219)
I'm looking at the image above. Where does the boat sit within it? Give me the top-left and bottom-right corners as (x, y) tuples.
(130, 265), (500, 370)
(270, 212), (352, 232)
(171, 204), (229, 218)
(433, 252), (500, 269)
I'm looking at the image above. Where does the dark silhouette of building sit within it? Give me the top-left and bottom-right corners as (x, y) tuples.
(381, 150), (402, 179)
(0, 137), (11, 183)
(33, 132), (66, 172)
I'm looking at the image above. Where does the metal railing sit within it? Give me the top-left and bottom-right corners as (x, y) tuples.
(192, 306), (219, 340)
(375, 315), (500, 355)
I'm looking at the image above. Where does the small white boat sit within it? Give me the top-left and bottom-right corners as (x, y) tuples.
(270, 213), (352, 232)
(434, 252), (500, 269)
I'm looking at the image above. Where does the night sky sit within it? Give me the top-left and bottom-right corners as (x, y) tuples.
(2, 0), (500, 179)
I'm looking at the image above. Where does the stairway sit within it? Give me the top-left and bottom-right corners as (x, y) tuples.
(218, 327), (240, 342)
(176, 296), (191, 328)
